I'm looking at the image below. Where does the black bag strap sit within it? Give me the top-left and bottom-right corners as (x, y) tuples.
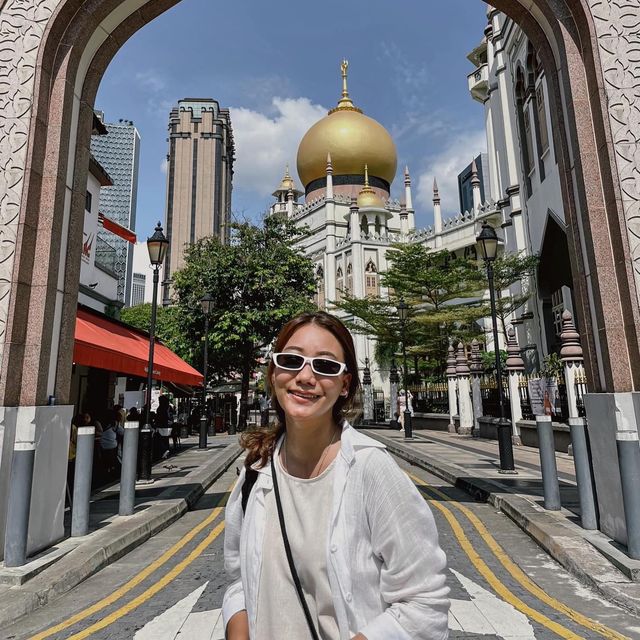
(270, 454), (320, 640)
(241, 466), (258, 514)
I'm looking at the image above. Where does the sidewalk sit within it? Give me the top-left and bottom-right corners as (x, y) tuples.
(363, 427), (640, 617)
(0, 435), (242, 630)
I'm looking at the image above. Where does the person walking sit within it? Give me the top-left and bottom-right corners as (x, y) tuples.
(223, 312), (449, 639)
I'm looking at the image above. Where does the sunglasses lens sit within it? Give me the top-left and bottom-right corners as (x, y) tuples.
(275, 353), (305, 370)
(312, 358), (343, 375)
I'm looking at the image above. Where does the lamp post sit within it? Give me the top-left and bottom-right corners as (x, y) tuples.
(397, 299), (412, 439)
(140, 222), (169, 482)
(200, 293), (214, 449)
(476, 222), (515, 473)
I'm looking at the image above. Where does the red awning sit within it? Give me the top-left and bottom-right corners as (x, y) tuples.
(74, 308), (203, 387)
(98, 212), (137, 243)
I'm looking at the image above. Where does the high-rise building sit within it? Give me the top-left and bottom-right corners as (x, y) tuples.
(163, 98), (235, 304)
(91, 115), (141, 305)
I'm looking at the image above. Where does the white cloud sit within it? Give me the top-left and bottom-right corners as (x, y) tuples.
(415, 129), (487, 216)
(230, 97), (327, 200)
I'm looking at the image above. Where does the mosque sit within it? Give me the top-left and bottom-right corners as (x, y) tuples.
(268, 61), (501, 396)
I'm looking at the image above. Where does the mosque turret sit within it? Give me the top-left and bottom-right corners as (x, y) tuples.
(404, 166), (415, 231)
(350, 197), (361, 242)
(399, 203), (409, 237)
(471, 158), (482, 214)
(326, 153), (334, 200)
(271, 165), (303, 217)
(433, 177), (443, 248)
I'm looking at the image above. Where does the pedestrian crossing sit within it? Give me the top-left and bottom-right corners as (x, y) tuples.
(132, 569), (537, 639)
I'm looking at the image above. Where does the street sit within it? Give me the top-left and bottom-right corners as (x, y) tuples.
(3, 455), (639, 640)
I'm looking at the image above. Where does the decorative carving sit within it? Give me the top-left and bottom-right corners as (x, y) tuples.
(588, 1), (640, 301)
(0, 0), (57, 370)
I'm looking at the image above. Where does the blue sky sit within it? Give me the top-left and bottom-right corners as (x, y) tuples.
(96, 0), (488, 237)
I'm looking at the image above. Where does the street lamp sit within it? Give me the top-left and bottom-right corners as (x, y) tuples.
(397, 299), (413, 439)
(199, 293), (214, 449)
(476, 222), (516, 473)
(141, 222), (169, 482)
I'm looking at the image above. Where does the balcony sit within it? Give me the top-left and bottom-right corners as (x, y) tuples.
(468, 64), (489, 103)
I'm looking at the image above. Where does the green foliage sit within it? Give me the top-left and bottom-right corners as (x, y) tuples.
(541, 352), (564, 379)
(336, 247), (486, 377)
(120, 303), (191, 361)
(492, 252), (539, 337)
(169, 216), (316, 428)
(481, 349), (507, 374)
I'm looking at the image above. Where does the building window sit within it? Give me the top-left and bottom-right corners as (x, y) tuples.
(375, 216), (381, 235)
(315, 265), (325, 309)
(551, 288), (564, 338)
(346, 263), (353, 295)
(365, 260), (379, 297)
(131, 272), (146, 307)
(536, 83), (549, 155)
(336, 266), (344, 302)
(85, 191), (92, 213)
(360, 216), (368, 236)
(515, 67), (533, 197)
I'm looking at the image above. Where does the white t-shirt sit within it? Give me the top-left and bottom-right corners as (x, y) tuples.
(255, 455), (339, 640)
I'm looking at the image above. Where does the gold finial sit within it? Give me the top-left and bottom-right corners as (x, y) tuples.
(364, 164), (369, 186)
(357, 163), (384, 209)
(341, 59), (349, 99)
(284, 164), (290, 178)
(329, 59), (363, 115)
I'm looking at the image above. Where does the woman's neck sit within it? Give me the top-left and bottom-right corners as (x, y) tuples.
(282, 418), (341, 478)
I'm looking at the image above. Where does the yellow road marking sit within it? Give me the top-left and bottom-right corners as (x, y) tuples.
(30, 480), (234, 640)
(65, 519), (226, 640)
(409, 472), (630, 640)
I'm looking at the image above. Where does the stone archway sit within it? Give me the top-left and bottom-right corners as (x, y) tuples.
(0, 0), (638, 411)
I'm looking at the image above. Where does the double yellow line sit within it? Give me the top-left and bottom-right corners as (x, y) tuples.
(411, 472), (630, 640)
(30, 482), (233, 640)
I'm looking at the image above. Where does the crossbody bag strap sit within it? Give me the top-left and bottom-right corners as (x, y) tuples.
(270, 454), (320, 640)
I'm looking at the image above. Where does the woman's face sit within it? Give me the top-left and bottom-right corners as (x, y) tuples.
(271, 323), (352, 425)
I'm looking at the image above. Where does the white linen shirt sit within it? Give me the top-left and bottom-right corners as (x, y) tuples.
(222, 423), (450, 639)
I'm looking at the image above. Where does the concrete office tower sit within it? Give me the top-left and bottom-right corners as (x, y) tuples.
(163, 99), (235, 304)
(91, 115), (140, 305)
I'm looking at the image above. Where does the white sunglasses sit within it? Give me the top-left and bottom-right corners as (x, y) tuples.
(272, 352), (347, 376)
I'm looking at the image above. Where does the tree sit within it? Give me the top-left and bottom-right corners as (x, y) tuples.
(120, 303), (192, 362)
(491, 252), (539, 339)
(171, 216), (316, 430)
(337, 247), (486, 379)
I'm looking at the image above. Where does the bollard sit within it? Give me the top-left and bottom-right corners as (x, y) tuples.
(4, 441), (36, 567)
(199, 415), (208, 450)
(119, 421), (139, 516)
(71, 426), (95, 536)
(616, 429), (640, 559)
(535, 415), (561, 510)
(568, 417), (598, 530)
(139, 426), (153, 482)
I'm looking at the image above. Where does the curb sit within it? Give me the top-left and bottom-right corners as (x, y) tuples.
(366, 431), (640, 618)
(0, 442), (242, 630)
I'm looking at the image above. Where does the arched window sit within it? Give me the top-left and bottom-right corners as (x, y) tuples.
(375, 216), (381, 235)
(526, 42), (549, 179)
(360, 216), (368, 236)
(336, 266), (344, 301)
(365, 259), (379, 297)
(315, 265), (325, 309)
(346, 263), (353, 295)
(515, 66), (533, 197)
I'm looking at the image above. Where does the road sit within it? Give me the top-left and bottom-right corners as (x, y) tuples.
(3, 454), (640, 640)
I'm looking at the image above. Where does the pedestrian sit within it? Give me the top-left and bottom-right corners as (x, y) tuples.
(258, 391), (270, 428)
(155, 395), (172, 459)
(99, 409), (120, 474)
(222, 311), (449, 639)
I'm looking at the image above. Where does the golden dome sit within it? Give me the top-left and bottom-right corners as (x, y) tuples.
(357, 165), (385, 209)
(296, 60), (397, 189)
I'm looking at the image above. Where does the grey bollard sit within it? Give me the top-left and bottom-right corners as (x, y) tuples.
(535, 415), (561, 510)
(71, 425), (95, 537)
(568, 417), (598, 530)
(119, 421), (139, 516)
(616, 429), (640, 559)
(4, 442), (36, 567)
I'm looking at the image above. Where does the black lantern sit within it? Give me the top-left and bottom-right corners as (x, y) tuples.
(476, 222), (499, 262)
(147, 222), (169, 266)
(200, 292), (215, 315)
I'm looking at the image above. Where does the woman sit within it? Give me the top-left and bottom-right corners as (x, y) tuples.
(223, 312), (449, 639)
